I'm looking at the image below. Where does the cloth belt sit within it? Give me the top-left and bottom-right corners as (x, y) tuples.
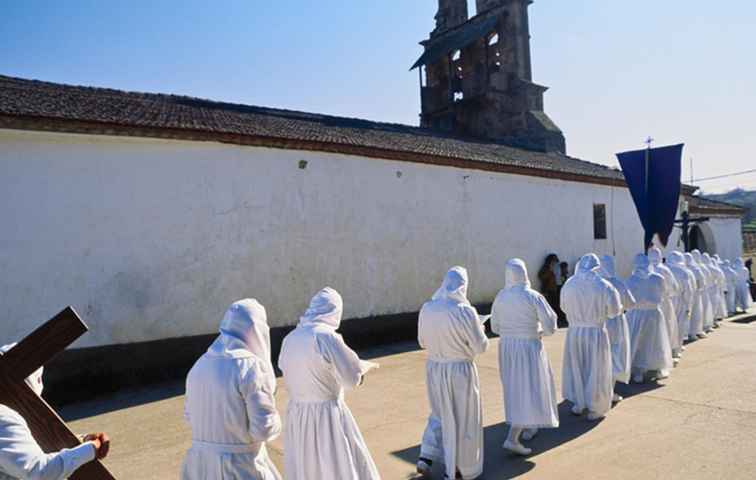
(500, 332), (541, 340)
(428, 357), (473, 365)
(191, 440), (261, 455)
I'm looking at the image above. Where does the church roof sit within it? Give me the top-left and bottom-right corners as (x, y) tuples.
(687, 195), (746, 216)
(0, 74), (628, 187)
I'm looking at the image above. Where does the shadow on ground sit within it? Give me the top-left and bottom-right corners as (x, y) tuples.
(391, 400), (616, 479)
(58, 380), (185, 422)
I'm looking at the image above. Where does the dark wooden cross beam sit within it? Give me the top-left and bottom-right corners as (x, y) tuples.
(0, 307), (116, 480)
(674, 211), (711, 252)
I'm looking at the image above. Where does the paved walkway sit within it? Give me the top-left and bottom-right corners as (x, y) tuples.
(62, 314), (756, 479)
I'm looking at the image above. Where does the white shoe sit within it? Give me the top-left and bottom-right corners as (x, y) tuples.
(503, 441), (532, 456)
(697, 332), (707, 339)
(416, 459), (432, 477)
(571, 405), (583, 416)
(521, 428), (538, 441)
(587, 411), (605, 421)
(613, 393), (623, 403)
(681, 345), (687, 352)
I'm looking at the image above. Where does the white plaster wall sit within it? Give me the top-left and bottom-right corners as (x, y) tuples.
(0, 129), (698, 347)
(705, 217), (744, 261)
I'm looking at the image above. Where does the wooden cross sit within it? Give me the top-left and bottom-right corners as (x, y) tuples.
(0, 307), (116, 480)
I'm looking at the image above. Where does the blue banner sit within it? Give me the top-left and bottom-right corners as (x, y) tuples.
(616, 143), (684, 249)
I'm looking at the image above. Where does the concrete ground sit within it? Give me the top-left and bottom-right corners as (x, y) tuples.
(62, 313), (756, 479)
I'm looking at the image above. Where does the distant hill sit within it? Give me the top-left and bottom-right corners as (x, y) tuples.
(703, 188), (756, 228)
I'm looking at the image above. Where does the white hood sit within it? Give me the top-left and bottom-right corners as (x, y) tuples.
(299, 287), (344, 329)
(432, 266), (471, 305)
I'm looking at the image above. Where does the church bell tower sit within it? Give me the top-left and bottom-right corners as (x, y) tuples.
(412, 0), (566, 153)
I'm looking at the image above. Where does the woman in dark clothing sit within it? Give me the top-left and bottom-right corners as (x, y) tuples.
(539, 254), (567, 326)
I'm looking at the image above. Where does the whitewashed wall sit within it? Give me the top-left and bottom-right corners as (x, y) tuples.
(0, 129), (737, 348)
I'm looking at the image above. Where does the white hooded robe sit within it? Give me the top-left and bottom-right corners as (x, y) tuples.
(0, 344), (98, 480)
(626, 254), (673, 374)
(666, 252), (696, 346)
(182, 299), (282, 480)
(648, 248), (681, 355)
(418, 267), (488, 480)
(491, 259), (559, 429)
(684, 253), (706, 338)
(734, 259), (754, 312)
(561, 254), (621, 417)
(599, 255), (634, 384)
(278, 288), (380, 480)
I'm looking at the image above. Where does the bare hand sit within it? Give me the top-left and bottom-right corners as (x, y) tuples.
(83, 432), (110, 460)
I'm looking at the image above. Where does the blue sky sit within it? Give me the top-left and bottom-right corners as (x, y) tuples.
(2, 0), (755, 192)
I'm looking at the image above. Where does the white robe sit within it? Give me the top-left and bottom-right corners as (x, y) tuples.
(491, 259), (559, 429)
(626, 269), (673, 373)
(278, 288), (380, 480)
(649, 254), (681, 354)
(418, 267), (488, 480)
(560, 255), (621, 417)
(666, 253), (696, 346)
(0, 406), (97, 480)
(723, 263), (738, 314)
(694, 254), (716, 331)
(685, 256), (706, 337)
(603, 276), (634, 384)
(734, 261), (754, 311)
(182, 300), (282, 480)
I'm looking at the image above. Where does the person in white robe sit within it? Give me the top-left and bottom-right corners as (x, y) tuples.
(278, 287), (380, 480)
(684, 253), (707, 340)
(712, 255), (731, 319)
(491, 259), (559, 456)
(692, 250), (716, 332)
(417, 267), (488, 478)
(666, 252), (696, 348)
(734, 258), (754, 312)
(182, 299), (282, 480)
(626, 254), (673, 383)
(0, 344), (110, 480)
(722, 259), (739, 315)
(561, 254), (621, 420)
(648, 248), (681, 361)
(704, 253), (728, 324)
(598, 255), (634, 399)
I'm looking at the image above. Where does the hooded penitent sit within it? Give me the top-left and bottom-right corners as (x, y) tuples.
(722, 260), (739, 314)
(734, 258), (754, 310)
(666, 252), (697, 345)
(625, 254), (673, 379)
(703, 253), (728, 320)
(684, 253), (707, 337)
(182, 299), (282, 480)
(560, 253), (620, 417)
(417, 267), (488, 479)
(491, 258), (560, 436)
(647, 247), (681, 356)
(691, 250), (716, 331)
(598, 255), (633, 385)
(278, 289), (380, 480)
(0, 345), (103, 479)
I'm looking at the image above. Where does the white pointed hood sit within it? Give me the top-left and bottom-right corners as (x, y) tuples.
(432, 266), (471, 305)
(505, 258), (531, 288)
(299, 287), (344, 329)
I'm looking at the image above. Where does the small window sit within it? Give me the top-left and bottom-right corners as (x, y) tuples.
(593, 204), (607, 240)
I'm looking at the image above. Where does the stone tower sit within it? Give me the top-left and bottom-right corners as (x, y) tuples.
(412, 0), (566, 153)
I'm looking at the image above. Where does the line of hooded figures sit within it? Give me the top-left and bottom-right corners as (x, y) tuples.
(0, 252), (752, 480)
